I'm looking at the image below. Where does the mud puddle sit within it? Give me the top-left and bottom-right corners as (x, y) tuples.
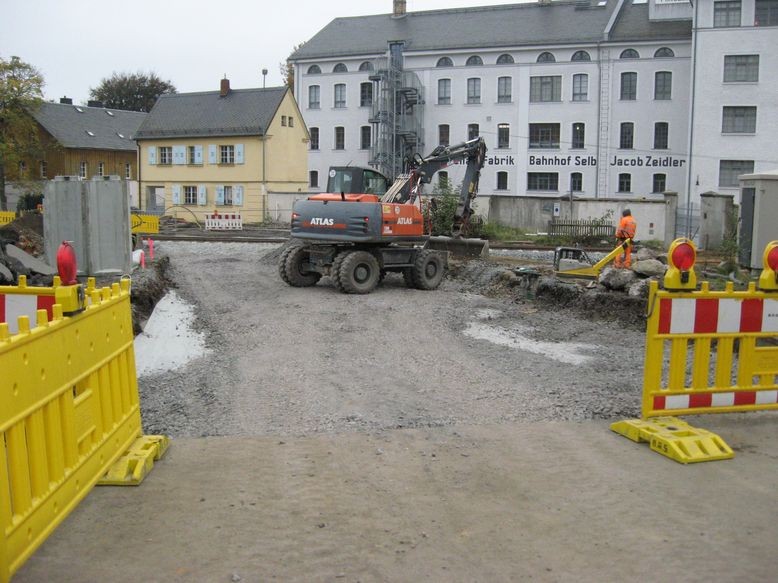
(134, 290), (209, 377)
(463, 308), (594, 365)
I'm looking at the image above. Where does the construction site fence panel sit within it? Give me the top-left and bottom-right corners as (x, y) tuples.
(0, 212), (15, 226)
(0, 280), (143, 582)
(641, 280), (778, 418)
(131, 213), (160, 235)
(547, 219), (613, 240)
(205, 212), (243, 230)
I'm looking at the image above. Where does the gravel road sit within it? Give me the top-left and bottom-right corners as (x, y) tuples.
(139, 241), (646, 437)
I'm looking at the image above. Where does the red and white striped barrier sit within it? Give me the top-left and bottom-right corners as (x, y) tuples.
(658, 297), (778, 335)
(654, 390), (778, 412)
(0, 293), (55, 334)
(205, 213), (243, 231)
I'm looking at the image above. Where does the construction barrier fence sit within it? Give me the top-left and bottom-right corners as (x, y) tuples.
(0, 212), (15, 226)
(612, 239), (778, 464)
(130, 213), (160, 235)
(1, 279), (168, 582)
(205, 212), (243, 231)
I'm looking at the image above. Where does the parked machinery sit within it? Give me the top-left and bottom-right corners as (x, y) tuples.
(279, 138), (487, 294)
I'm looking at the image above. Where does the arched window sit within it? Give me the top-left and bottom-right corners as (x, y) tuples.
(436, 57), (454, 67)
(358, 61), (374, 71)
(306, 65), (321, 74)
(466, 55), (483, 66)
(333, 63), (348, 73)
(571, 50), (591, 62)
(537, 52), (556, 63)
(496, 54), (514, 65)
(654, 47), (675, 58)
(620, 49), (640, 59)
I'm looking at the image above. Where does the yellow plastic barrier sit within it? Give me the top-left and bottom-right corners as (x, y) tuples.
(612, 239), (778, 464)
(0, 279), (168, 582)
(131, 213), (160, 234)
(0, 212), (15, 226)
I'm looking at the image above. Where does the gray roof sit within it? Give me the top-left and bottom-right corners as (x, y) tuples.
(292, 1), (619, 60)
(609, 4), (692, 42)
(134, 86), (287, 140)
(291, 0), (691, 61)
(31, 102), (146, 151)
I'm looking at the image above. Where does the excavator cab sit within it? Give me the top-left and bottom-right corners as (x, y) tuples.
(326, 167), (390, 196)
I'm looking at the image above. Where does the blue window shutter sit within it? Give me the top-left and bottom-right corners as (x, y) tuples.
(195, 145), (203, 164)
(235, 144), (244, 164)
(209, 145), (217, 164)
(173, 145), (186, 165)
(172, 184), (181, 205)
(198, 184), (207, 206)
(216, 185), (225, 205)
(234, 185), (243, 206)
(148, 146), (157, 165)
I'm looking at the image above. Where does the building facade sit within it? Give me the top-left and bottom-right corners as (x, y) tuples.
(290, 0), (777, 210)
(5, 99), (144, 208)
(134, 80), (309, 222)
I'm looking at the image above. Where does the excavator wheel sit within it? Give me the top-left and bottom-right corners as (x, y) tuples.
(338, 250), (380, 294)
(283, 244), (322, 287)
(330, 251), (349, 292)
(409, 249), (446, 290)
(278, 242), (301, 285)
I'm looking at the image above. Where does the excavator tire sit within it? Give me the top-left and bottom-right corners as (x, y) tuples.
(410, 249), (445, 290)
(330, 251), (349, 292)
(339, 250), (380, 294)
(283, 244), (322, 287)
(278, 242), (301, 285)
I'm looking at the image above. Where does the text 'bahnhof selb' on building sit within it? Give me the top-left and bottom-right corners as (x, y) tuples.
(289, 0), (778, 204)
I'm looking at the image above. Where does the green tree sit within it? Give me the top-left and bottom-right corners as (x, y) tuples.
(0, 55), (45, 211)
(89, 71), (176, 113)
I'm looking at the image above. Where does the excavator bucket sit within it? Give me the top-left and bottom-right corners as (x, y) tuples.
(427, 236), (489, 258)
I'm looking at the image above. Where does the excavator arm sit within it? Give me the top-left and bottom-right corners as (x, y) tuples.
(411, 137), (487, 237)
(381, 137), (487, 237)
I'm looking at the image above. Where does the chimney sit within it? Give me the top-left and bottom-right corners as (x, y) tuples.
(87, 100), (103, 108)
(60, 96), (73, 105)
(393, 0), (406, 17)
(220, 77), (231, 97)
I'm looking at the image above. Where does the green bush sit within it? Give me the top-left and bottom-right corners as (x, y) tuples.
(16, 192), (43, 212)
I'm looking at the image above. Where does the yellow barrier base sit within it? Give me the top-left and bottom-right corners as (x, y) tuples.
(97, 435), (170, 486)
(610, 417), (734, 464)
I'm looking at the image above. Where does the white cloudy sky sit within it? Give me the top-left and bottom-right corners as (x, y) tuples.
(2, 0), (525, 105)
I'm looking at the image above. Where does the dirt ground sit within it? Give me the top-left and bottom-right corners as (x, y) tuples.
(13, 241), (778, 581)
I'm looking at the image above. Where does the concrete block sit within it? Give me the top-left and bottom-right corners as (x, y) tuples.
(6, 244), (57, 275)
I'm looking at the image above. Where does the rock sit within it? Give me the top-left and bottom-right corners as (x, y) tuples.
(536, 276), (582, 303)
(599, 266), (637, 290)
(632, 259), (667, 277)
(0, 261), (12, 283)
(635, 247), (659, 261)
(5, 244), (57, 276)
(628, 278), (652, 298)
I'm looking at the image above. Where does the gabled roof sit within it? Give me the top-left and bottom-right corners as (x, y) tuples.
(291, 1), (620, 60)
(31, 102), (146, 151)
(134, 86), (287, 140)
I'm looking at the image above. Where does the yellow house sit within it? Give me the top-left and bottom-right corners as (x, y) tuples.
(134, 79), (308, 222)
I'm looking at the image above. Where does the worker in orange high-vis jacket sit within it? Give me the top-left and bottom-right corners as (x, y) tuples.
(614, 208), (637, 268)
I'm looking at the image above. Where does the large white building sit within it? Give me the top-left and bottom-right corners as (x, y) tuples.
(290, 0), (777, 210)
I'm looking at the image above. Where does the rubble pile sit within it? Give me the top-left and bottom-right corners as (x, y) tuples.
(0, 214), (53, 285)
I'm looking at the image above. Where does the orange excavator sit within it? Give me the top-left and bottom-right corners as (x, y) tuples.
(279, 137), (487, 294)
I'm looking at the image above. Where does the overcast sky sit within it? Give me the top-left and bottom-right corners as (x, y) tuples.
(2, 0), (525, 106)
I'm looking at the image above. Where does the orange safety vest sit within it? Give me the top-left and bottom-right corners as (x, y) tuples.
(616, 215), (636, 240)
